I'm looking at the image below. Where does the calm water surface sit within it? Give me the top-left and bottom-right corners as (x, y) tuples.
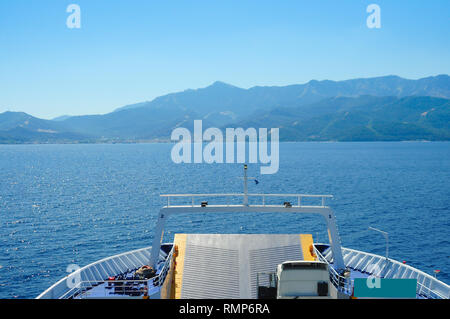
(0, 142), (449, 298)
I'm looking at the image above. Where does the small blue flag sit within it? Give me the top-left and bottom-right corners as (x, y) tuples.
(255, 179), (259, 185)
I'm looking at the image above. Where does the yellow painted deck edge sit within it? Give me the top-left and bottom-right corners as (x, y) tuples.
(300, 234), (315, 261)
(172, 233), (187, 299)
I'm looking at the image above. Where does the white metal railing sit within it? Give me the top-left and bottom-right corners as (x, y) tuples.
(63, 279), (156, 299)
(342, 248), (449, 299)
(161, 193), (333, 208)
(416, 280), (448, 299)
(315, 244), (450, 299)
(59, 248), (173, 299)
(314, 246), (353, 295)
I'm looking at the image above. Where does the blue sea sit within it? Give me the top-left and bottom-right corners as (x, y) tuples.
(0, 142), (449, 298)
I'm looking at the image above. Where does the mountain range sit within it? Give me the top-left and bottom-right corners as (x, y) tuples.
(1, 74), (449, 143)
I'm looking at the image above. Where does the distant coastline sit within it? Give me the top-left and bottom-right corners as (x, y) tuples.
(1, 139), (448, 145)
(1, 75), (449, 144)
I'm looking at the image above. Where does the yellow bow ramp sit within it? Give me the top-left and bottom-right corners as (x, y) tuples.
(167, 233), (316, 299)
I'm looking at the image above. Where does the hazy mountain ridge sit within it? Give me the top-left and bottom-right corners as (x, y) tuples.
(1, 75), (449, 143)
(0, 112), (91, 143)
(235, 96), (450, 141)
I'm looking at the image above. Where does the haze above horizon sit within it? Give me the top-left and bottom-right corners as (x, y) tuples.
(1, 0), (449, 119)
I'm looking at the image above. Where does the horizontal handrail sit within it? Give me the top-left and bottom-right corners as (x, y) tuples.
(161, 193), (333, 198)
(161, 193), (333, 208)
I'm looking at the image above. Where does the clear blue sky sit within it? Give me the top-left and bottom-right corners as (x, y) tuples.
(0, 0), (449, 119)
